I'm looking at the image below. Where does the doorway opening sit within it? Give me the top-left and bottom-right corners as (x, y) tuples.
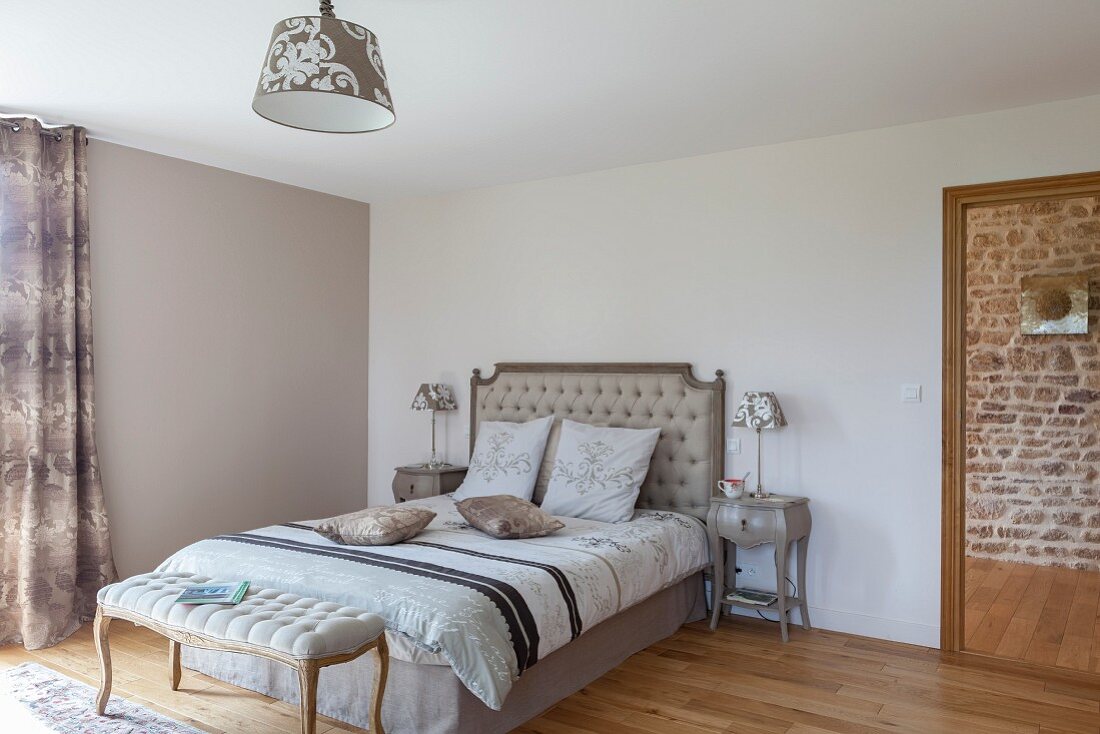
(943, 172), (1100, 675)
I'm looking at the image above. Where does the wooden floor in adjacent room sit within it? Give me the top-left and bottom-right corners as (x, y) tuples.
(2, 616), (1099, 734)
(965, 556), (1100, 674)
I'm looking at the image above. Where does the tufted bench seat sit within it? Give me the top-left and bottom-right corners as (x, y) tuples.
(93, 572), (388, 734)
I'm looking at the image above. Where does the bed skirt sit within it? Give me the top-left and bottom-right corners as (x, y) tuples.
(181, 572), (706, 733)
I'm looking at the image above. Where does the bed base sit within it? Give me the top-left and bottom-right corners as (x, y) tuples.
(181, 573), (705, 734)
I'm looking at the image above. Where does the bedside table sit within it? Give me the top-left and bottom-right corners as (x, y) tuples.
(707, 494), (811, 642)
(391, 465), (467, 503)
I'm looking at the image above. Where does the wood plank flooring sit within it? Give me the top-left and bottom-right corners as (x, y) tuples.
(965, 556), (1100, 673)
(2, 616), (1099, 733)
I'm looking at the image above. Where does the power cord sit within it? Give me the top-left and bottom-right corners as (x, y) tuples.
(720, 568), (800, 625)
(755, 576), (797, 623)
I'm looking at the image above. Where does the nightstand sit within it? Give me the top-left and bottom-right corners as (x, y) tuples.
(707, 494), (811, 642)
(391, 465), (467, 503)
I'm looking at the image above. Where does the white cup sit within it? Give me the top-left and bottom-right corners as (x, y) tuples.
(717, 479), (745, 499)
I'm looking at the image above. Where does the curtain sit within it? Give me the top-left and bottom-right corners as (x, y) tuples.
(0, 117), (116, 649)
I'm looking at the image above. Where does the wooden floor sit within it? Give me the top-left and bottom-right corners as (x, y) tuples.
(965, 556), (1100, 673)
(2, 616), (1099, 734)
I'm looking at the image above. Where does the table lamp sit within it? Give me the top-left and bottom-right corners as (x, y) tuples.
(731, 391), (787, 499)
(410, 383), (457, 469)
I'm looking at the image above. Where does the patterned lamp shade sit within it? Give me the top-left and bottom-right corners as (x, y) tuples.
(252, 4), (394, 133)
(731, 391), (787, 430)
(410, 384), (457, 412)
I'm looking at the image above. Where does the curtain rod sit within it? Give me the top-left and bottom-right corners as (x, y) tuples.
(0, 117), (68, 142)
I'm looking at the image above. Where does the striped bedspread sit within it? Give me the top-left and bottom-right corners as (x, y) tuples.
(156, 494), (708, 709)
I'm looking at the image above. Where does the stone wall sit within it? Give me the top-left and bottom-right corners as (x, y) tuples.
(966, 197), (1100, 570)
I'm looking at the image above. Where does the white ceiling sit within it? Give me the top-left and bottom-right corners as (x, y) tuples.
(6, 1), (1100, 202)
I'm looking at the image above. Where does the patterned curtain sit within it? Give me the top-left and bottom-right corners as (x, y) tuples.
(0, 117), (116, 649)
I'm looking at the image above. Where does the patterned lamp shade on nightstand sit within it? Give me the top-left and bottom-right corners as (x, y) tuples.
(411, 384), (457, 469)
(732, 391), (787, 499)
(410, 384), (457, 412)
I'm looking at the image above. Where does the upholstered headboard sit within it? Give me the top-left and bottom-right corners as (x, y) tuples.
(470, 363), (725, 522)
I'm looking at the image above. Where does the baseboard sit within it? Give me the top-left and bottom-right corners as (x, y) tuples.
(725, 604), (939, 647)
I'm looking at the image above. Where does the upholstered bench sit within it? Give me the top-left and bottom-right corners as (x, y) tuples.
(94, 572), (389, 734)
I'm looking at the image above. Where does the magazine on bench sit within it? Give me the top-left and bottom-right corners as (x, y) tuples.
(174, 581), (250, 605)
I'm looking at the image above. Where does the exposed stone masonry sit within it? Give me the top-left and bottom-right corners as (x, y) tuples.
(966, 197), (1100, 570)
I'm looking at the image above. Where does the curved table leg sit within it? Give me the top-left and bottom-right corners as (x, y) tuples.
(93, 608), (113, 715)
(797, 535), (812, 630)
(775, 539), (790, 643)
(708, 504), (724, 630)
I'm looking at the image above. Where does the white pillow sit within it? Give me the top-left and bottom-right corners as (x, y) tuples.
(453, 416), (554, 501)
(540, 420), (661, 523)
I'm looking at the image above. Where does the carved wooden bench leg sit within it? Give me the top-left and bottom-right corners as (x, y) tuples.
(93, 607), (113, 715)
(368, 637), (389, 734)
(297, 659), (320, 734)
(169, 639), (182, 691)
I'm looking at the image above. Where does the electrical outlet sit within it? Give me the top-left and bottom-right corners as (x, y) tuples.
(737, 565), (758, 577)
(726, 438), (741, 454)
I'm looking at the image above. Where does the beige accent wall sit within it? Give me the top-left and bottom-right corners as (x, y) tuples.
(369, 94), (1100, 647)
(87, 142), (370, 577)
(966, 198), (1100, 569)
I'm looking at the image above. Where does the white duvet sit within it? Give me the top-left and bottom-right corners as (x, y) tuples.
(157, 494), (708, 709)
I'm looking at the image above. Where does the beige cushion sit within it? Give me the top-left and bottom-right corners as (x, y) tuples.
(314, 505), (435, 546)
(97, 572), (386, 660)
(456, 495), (565, 539)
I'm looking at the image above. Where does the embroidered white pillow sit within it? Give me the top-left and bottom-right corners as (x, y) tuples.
(540, 420), (661, 523)
(453, 415), (554, 501)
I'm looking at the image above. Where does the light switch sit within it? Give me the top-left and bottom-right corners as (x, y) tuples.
(726, 438), (741, 454)
(901, 384), (922, 403)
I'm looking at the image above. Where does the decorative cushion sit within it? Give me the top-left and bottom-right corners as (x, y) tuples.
(314, 505), (435, 546)
(97, 572), (386, 660)
(540, 419), (662, 523)
(456, 495), (565, 539)
(453, 415), (554, 501)
(534, 419), (614, 504)
(532, 419), (563, 505)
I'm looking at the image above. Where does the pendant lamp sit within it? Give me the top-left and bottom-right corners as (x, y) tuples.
(253, 1), (394, 133)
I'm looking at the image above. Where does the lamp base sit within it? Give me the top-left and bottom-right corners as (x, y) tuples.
(751, 427), (769, 500)
(417, 459), (452, 470)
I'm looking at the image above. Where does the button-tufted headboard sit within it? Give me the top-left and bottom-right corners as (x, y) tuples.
(470, 363), (725, 522)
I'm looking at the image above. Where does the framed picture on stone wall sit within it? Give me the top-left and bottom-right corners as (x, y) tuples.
(1020, 274), (1088, 335)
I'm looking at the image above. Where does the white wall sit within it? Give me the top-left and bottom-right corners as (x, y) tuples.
(89, 142), (371, 578)
(369, 94), (1100, 646)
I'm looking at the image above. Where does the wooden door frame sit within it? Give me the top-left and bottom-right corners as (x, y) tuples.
(941, 170), (1100, 651)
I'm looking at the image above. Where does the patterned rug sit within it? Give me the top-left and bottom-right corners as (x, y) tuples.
(0, 662), (204, 733)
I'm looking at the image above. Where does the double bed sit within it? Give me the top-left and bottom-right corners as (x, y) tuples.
(158, 362), (725, 733)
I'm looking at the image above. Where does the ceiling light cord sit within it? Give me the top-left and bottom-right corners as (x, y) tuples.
(320, 1), (335, 18)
